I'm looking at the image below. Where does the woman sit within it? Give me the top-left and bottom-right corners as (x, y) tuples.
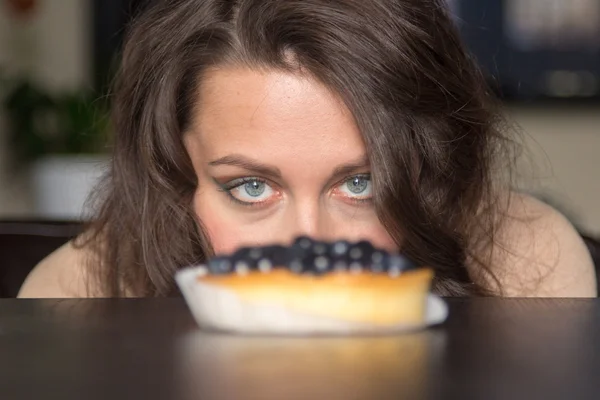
(19, 0), (596, 298)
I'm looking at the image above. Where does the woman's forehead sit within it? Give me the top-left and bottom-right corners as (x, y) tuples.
(189, 67), (366, 162)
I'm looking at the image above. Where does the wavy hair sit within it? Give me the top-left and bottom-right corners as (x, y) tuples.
(83, 0), (514, 297)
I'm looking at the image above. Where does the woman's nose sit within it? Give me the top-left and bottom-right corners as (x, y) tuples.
(283, 202), (337, 244)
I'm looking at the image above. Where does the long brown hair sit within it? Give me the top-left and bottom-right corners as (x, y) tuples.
(83, 0), (514, 297)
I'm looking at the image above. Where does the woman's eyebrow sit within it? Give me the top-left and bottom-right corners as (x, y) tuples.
(330, 156), (370, 179)
(208, 154), (282, 180)
(208, 153), (370, 181)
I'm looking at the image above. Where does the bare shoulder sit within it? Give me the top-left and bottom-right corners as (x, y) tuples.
(472, 193), (597, 297)
(17, 239), (99, 298)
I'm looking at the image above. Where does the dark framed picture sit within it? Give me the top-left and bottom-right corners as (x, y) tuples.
(92, 0), (149, 92)
(451, 0), (600, 102)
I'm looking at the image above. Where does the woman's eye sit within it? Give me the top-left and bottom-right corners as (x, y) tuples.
(219, 174), (372, 207)
(337, 174), (372, 201)
(225, 178), (275, 205)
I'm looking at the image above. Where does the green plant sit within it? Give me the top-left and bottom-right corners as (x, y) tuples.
(2, 74), (110, 166)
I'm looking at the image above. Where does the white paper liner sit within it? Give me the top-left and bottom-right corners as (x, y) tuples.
(176, 265), (448, 335)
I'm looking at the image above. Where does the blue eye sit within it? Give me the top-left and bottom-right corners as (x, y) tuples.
(220, 178), (274, 206)
(339, 174), (372, 200)
(216, 174), (372, 208)
(243, 180), (266, 197)
(346, 176), (369, 194)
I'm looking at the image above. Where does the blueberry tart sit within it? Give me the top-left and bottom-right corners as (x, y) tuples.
(176, 236), (447, 334)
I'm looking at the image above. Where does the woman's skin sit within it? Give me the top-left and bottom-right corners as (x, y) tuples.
(186, 68), (398, 255)
(18, 68), (597, 298)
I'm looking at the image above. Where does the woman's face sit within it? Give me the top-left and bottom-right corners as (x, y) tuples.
(184, 67), (397, 255)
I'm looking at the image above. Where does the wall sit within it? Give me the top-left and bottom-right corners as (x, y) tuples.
(509, 106), (600, 235)
(0, 0), (92, 215)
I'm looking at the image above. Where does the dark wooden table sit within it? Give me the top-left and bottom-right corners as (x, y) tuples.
(1, 298), (600, 400)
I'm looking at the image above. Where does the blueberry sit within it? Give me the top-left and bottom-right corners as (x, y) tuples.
(207, 256), (232, 274)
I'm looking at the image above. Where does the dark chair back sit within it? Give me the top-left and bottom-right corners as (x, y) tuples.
(582, 234), (600, 291)
(0, 220), (83, 298)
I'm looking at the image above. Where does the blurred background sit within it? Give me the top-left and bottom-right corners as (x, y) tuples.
(0, 0), (599, 236)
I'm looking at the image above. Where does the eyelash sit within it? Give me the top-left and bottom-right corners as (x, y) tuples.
(217, 177), (271, 208)
(216, 175), (373, 208)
